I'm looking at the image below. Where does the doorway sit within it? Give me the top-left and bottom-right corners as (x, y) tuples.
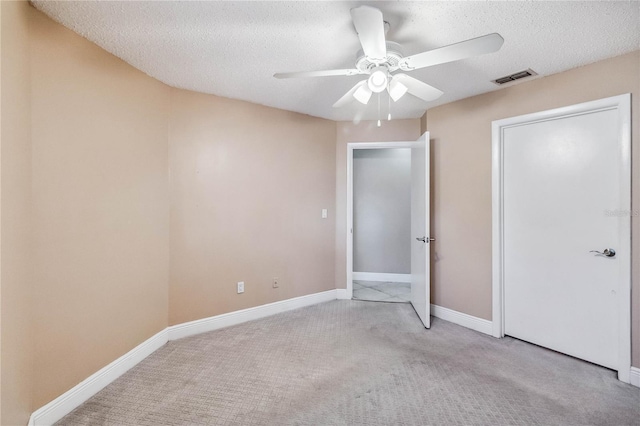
(347, 133), (431, 328)
(492, 94), (631, 382)
(351, 148), (412, 303)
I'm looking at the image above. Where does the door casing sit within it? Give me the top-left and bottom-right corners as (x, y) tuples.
(491, 94), (631, 382)
(346, 139), (427, 305)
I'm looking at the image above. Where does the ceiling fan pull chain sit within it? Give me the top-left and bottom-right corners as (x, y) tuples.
(377, 93), (381, 127)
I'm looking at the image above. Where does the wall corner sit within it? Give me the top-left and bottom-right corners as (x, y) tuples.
(420, 111), (427, 136)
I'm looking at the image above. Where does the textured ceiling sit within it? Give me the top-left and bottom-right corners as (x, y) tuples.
(32, 1), (640, 122)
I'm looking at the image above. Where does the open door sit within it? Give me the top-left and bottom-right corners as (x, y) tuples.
(411, 132), (431, 328)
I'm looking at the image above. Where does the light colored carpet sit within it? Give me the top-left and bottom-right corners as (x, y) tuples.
(57, 300), (639, 425)
(353, 280), (410, 303)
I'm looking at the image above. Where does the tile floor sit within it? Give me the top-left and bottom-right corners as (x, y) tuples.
(352, 280), (410, 303)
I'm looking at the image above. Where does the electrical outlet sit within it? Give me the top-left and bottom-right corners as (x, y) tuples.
(237, 281), (244, 294)
(272, 277), (279, 288)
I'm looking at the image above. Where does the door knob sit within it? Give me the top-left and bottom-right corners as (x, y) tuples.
(590, 248), (616, 257)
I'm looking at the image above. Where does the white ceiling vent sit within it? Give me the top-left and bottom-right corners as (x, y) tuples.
(492, 69), (538, 85)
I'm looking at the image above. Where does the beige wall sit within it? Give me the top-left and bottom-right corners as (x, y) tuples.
(1, 4), (338, 420)
(1, 1), (33, 424)
(335, 120), (421, 288)
(168, 89), (336, 325)
(1, 1), (2, 417)
(424, 51), (640, 367)
(28, 7), (171, 408)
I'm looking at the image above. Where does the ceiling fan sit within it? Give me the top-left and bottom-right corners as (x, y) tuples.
(274, 5), (504, 109)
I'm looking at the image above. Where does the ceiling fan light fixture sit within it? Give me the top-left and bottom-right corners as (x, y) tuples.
(353, 83), (373, 104)
(388, 78), (408, 101)
(367, 66), (388, 93)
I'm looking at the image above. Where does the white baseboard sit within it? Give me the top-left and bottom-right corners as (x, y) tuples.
(29, 289), (337, 425)
(630, 367), (640, 388)
(28, 328), (168, 426)
(430, 306), (640, 386)
(430, 304), (493, 336)
(336, 289), (350, 300)
(29, 289), (630, 425)
(167, 290), (337, 340)
(352, 272), (411, 283)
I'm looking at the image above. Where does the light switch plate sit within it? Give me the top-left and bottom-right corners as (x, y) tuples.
(322, 208), (328, 219)
(237, 281), (244, 294)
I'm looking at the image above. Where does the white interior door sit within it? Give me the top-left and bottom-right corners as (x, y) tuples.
(499, 97), (630, 372)
(411, 132), (431, 328)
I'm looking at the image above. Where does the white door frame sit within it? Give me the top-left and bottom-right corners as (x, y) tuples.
(346, 141), (419, 299)
(491, 94), (631, 382)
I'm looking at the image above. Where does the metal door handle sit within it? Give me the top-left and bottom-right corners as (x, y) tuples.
(416, 237), (436, 243)
(590, 248), (616, 257)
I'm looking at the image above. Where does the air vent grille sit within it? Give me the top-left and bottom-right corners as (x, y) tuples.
(492, 69), (538, 85)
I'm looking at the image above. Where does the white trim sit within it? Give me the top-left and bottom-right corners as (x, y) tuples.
(28, 290), (337, 425)
(491, 110), (504, 339)
(346, 141), (419, 301)
(352, 272), (411, 283)
(347, 141), (421, 150)
(28, 329), (168, 426)
(491, 93), (632, 382)
(167, 290), (337, 341)
(430, 304), (493, 336)
(630, 367), (640, 388)
(27, 283), (626, 425)
(336, 289), (350, 300)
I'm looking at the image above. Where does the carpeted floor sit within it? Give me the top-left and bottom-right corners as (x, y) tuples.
(57, 300), (639, 425)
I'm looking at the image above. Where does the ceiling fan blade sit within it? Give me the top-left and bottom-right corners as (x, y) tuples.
(392, 74), (443, 102)
(333, 80), (371, 108)
(399, 33), (504, 71)
(350, 6), (387, 62)
(274, 69), (361, 79)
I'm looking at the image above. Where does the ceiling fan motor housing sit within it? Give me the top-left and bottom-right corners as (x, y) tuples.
(355, 41), (404, 73)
